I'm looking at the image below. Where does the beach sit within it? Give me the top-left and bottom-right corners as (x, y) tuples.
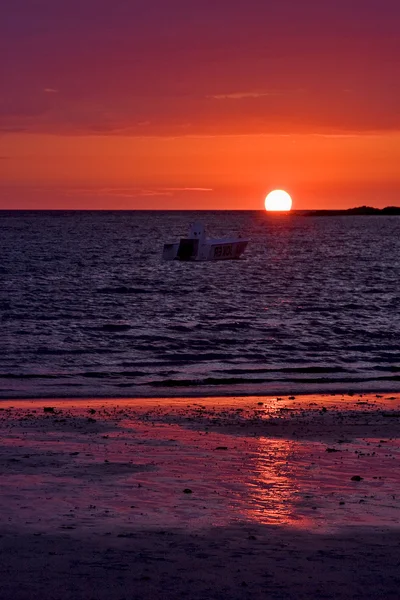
(1, 393), (399, 599)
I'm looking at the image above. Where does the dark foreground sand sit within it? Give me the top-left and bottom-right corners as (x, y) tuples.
(0, 394), (399, 599)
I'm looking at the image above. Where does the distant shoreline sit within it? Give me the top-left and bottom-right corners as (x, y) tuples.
(305, 205), (400, 216)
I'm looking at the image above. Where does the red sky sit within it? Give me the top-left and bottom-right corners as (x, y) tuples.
(1, 0), (399, 209)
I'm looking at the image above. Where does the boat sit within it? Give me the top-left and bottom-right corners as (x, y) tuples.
(162, 222), (249, 261)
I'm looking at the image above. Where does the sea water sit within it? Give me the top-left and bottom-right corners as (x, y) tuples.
(0, 210), (399, 398)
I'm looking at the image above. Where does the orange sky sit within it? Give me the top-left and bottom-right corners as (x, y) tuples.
(1, 1), (399, 209)
(1, 132), (399, 209)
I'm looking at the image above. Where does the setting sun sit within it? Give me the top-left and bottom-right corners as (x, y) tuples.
(265, 190), (293, 211)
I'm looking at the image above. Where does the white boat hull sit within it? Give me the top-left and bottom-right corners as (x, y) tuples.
(162, 223), (248, 261)
(163, 240), (248, 261)
(162, 223), (249, 261)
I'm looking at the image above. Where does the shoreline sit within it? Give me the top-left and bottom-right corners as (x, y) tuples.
(1, 389), (400, 409)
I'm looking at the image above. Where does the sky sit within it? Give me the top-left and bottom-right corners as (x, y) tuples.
(1, 0), (399, 209)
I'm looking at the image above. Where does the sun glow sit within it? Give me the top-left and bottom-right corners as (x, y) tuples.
(265, 190), (293, 211)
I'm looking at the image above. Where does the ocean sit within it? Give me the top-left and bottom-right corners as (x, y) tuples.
(1, 210), (399, 399)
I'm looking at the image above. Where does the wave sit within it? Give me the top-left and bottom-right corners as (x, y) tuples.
(149, 375), (400, 388)
(96, 286), (154, 294)
(216, 366), (350, 375)
(101, 324), (131, 332)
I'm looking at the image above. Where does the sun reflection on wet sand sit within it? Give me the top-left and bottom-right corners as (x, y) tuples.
(0, 394), (399, 534)
(244, 435), (400, 531)
(246, 437), (311, 527)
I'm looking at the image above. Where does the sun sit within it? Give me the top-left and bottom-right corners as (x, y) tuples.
(265, 190), (293, 212)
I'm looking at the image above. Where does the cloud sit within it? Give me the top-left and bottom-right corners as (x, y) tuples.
(44, 88), (59, 93)
(209, 91), (283, 100)
(0, 126), (28, 133)
(164, 187), (213, 192)
(58, 187), (213, 198)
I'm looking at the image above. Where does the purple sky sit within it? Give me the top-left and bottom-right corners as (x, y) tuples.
(2, 0), (399, 136)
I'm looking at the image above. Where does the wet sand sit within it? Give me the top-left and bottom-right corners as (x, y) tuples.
(1, 393), (399, 599)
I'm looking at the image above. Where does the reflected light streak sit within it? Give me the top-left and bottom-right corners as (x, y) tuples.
(244, 437), (317, 529)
